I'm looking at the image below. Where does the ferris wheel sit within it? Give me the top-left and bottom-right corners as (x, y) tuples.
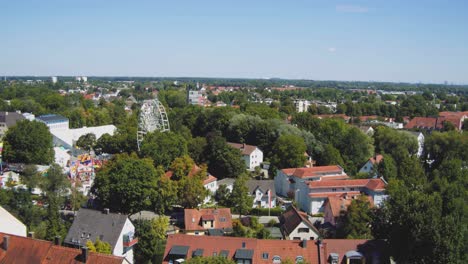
(137, 98), (170, 150)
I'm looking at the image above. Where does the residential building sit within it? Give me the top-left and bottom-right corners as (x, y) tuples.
(64, 208), (137, 263)
(323, 193), (374, 226)
(294, 99), (311, 113)
(404, 112), (468, 131)
(187, 90), (205, 106)
(165, 164), (217, 204)
(359, 154), (383, 176)
(279, 206), (320, 240)
(163, 234), (389, 264)
(0, 111), (25, 138)
(358, 125), (374, 136)
(246, 180), (276, 208)
(216, 178), (235, 192)
(297, 178), (387, 214)
(183, 208), (233, 236)
(275, 165), (349, 198)
(36, 114), (69, 131)
(51, 76), (58, 83)
(0, 232), (127, 263)
(0, 206), (27, 237)
(227, 142), (263, 171)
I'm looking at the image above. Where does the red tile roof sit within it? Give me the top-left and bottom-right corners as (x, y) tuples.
(325, 194), (374, 218)
(368, 154), (383, 165)
(281, 166), (348, 179)
(184, 208), (232, 231)
(163, 234), (389, 264)
(163, 234), (317, 264)
(0, 232), (124, 264)
(404, 117), (438, 129)
(227, 142), (259, 155)
(308, 178), (386, 191)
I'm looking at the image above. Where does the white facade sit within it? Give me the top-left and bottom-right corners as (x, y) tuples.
(252, 189), (276, 208)
(203, 180), (217, 204)
(415, 132), (425, 158)
(285, 221), (319, 241)
(359, 160), (376, 175)
(51, 125), (117, 150)
(294, 99), (311, 113)
(51, 76), (58, 83)
(187, 90), (204, 105)
(244, 147), (263, 171)
(114, 218), (136, 264)
(0, 206), (27, 237)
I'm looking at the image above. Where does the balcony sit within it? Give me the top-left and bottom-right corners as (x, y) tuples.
(123, 234), (138, 248)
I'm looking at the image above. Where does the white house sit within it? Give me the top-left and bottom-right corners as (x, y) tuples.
(359, 154), (383, 176)
(275, 165), (349, 198)
(279, 206), (320, 240)
(297, 178), (388, 214)
(246, 180), (276, 208)
(227, 142), (263, 171)
(0, 206), (27, 237)
(64, 208), (137, 263)
(294, 99), (311, 113)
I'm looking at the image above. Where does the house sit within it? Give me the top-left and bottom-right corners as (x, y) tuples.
(64, 208), (137, 263)
(358, 126), (374, 136)
(36, 114), (70, 131)
(404, 112), (468, 131)
(279, 206), (320, 240)
(323, 194), (374, 226)
(0, 206), (27, 237)
(294, 99), (311, 113)
(275, 165), (349, 198)
(0, 232), (127, 263)
(359, 154), (383, 176)
(0, 111), (25, 138)
(246, 180), (276, 208)
(227, 142), (264, 171)
(165, 165), (217, 204)
(216, 178), (236, 192)
(183, 208), (233, 236)
(163, 234), (317, 264)
(297, 178), (387, 214)
(162, 234), (389, 264)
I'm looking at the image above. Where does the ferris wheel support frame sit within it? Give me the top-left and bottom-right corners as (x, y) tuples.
(137, 98), (170, 151)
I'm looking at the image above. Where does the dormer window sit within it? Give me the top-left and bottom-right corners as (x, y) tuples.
(272, 255), (282, 263)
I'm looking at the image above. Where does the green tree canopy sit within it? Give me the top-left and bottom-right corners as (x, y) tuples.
(3, 120), (54, 164)
(140, 131), (188, 169)
(270, 134), (307, 169)
(230, 173), (253, 217)
(91, 153), (162, 214)
(76, 133), (96, 151)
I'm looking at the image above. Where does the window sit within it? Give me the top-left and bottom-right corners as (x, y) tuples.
(213, 252), (217, 256)
(350, 188), (355, 191)
(262, 253), (269, 259)
(293, 237), (301, 240)
(298, 228), (309, 233)
(220, 217), (226, 222)
(296, 256), (304, 263)
(332, 188), (337, 192)
(272, 256), (282, 263)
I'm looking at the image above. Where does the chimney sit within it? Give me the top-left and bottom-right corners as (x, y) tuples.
(81, 247), (89, 263)
(301, 239), (307, 248)
(241, 143), (245, 149)
(28, 232), (35, 238)
(54, 236), (61, 246)
(3, 236), (9, 251)
(103, 208), (110, 214)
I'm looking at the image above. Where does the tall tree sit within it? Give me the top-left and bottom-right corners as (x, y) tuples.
(91, 153), (163, 214)
(230, 173), (253, 217)
(270, 134), (307, 169)
(76, 133), (96, 151)
(3, 120), (54, 164)
(204, 133), (246, 179)
(140, 131), (188, 169)
(338, 196), (373, 239)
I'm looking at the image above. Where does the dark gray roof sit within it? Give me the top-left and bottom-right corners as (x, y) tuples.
(217, 178), (235, 187)
(207, 229), (224, 236)
(169, 245), (189, 256)
(64, 208), (128, 250)
(234, 249), (254, 259)
(192, 248), (204, 257)
(0, 112), (25, 127)
(36, 114), (68, 123)
(220, 250), (230, 258)
(246, 180), (276, 197)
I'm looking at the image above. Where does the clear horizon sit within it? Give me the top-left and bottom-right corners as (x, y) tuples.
(2, 0), (468, 84)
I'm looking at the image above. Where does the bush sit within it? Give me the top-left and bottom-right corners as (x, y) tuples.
(250, 207), (283, 216)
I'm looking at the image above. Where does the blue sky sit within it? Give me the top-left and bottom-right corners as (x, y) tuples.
(1, 0), (468, 83)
